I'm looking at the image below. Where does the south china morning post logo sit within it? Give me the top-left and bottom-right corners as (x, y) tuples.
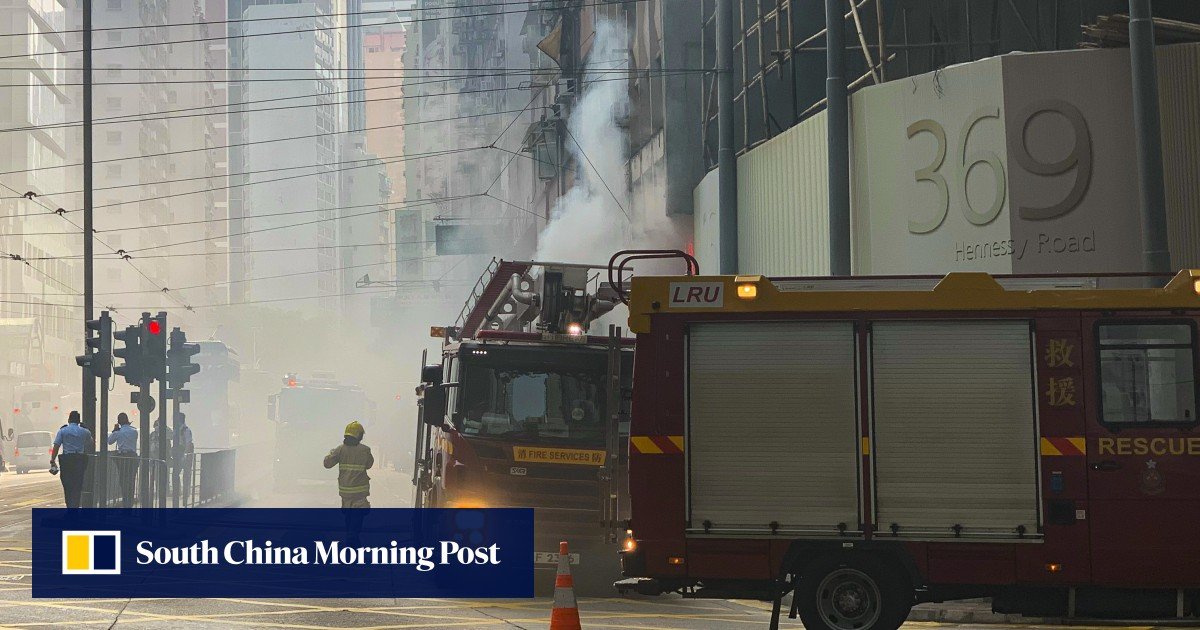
(62, 531), (121, 575)
(34, 508), (534, 598)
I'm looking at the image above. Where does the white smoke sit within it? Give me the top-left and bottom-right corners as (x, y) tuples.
(534, 19), (632, 264)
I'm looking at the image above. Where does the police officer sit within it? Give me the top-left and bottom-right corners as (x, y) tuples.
(107, 413), (138, 509)
(50, 411), (93, 509)
(324, 421), (373, 544)
(172, 413), (194, 504)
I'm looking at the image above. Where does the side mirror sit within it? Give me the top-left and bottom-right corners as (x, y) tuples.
(420, 383), (452, 428)
(267, 394), (278, 422)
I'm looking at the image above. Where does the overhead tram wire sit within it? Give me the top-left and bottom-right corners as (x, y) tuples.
(0, 0), (648, 62)
(0, 0), (621, 38)
(11, 195), (466, 238)
(15, 236), (444, 262)
(0, 104), (546, 179)
(3, 144), (480, 201)
(0, 145), (486, 220)
(125, 194), (483, 256)
(0, 186), (135, 321)
(0, 68), (700, 87)
(0, 73), (657, 134)
(0, 65), (697, 73)
(93, 254), (444, 297)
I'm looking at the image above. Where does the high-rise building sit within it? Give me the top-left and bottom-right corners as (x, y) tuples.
(0, 0), (79, 386)
(56, 0), (229, 335)
(363, 26), (406, 279)
(241, 2), (344, 314)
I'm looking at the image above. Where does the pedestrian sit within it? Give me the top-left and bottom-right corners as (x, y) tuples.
(50, 411), (93, 509)
(323, 421), (373, 544)
(172, 413), (194, 504)
(148, 419), (171, 490)
(107, 413), (138, 509)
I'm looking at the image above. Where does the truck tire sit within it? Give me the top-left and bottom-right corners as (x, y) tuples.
(796, 554), (913, 630)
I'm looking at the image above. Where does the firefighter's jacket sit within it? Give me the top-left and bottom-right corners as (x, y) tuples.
(323, 443), (374, 498)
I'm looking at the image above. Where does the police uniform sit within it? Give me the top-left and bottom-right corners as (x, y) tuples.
(53, 422), (93, 509)
(172, 421), (194, 504)
(108, 424), (138, 508)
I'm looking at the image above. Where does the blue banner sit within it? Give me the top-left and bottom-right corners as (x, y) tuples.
(32, 508), (534, 598)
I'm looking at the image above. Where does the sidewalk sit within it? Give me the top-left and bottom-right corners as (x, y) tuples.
(910, 599), (1038, 625)
(910, 599), (1199, 627)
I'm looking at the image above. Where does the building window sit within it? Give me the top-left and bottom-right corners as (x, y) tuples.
(105, 64), (121, 78)
(106, 31), (121, 43)
(1099, 322), (1198, 425)
(106, 0), (121, 9)
(106, 97), (121, 110)
(106, 131), (121, 145)
(105, 164), (122, 178)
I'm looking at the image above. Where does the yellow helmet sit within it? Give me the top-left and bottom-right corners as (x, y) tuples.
(344, 421), (365, 439)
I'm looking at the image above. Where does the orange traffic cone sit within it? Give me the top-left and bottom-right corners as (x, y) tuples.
(549, 541), (582, 630)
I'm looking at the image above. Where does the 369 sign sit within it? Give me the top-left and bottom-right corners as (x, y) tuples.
(905, 100), (1093, 234)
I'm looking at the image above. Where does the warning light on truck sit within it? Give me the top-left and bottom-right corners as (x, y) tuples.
(737, 283), (758, 300)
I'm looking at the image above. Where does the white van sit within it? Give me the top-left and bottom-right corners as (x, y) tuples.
(14, 431), (53, 473)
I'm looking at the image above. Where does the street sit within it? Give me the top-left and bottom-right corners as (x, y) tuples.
(0, 471), (1172, 629)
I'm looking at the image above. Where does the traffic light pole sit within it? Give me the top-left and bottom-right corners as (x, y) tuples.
(97, 366), (108, 507)
(157, 362), (168, 508)
(166, 327), (200, 509)
(135, 312), (152, 508)
(152, 312), (168, 508)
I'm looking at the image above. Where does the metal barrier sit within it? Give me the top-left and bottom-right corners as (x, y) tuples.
(78, 448), (237, 509)
(84, 454), (168, 509)
(183, 448), (236, 507)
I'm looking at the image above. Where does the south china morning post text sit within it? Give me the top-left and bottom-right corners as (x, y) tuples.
(31, 508), (535, 598)
(134, 538), (500, 571)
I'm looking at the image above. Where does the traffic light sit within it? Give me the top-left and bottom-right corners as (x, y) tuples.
(144, 312), (167, 382)
(75, 311), (113, 378)
(113, 322), (142, 385)
(167, 327), (201, 389)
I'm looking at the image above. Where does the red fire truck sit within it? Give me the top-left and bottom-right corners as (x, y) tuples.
(412, 259), (633, 592)
(615, 267), (1200, 628)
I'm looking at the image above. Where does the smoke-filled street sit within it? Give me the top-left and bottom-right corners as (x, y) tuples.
(4, 0), (1200, 628)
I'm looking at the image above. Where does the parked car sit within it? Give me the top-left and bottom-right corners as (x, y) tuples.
(14, 431), (53, 473)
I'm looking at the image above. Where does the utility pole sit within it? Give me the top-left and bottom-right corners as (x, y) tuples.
(81, 0), (96, 491)
(716, 0), (738, 274)
(1128, 0), (1170, 273)
(826, 0), (851, 276)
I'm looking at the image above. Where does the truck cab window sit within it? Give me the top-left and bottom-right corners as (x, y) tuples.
(1098, 323), (1197, 425)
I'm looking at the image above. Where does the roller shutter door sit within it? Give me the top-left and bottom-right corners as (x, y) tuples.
(688, 322), (860, 534)
(871, 321), (1039, 539)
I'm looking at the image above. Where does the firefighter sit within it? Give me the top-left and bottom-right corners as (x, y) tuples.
(324, 421), (373, 544)
(107, 413), (138, 509)
(49, 411), (93, 509)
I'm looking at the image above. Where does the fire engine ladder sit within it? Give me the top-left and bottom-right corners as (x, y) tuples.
(454, 259), (533, 338)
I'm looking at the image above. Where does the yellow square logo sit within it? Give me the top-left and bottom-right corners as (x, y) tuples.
(61, 531), (121, 575)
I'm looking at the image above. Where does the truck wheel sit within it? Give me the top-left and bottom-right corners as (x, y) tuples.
(796, 555), (913, 630)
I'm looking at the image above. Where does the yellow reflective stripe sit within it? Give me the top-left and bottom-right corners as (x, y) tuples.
(339, 463), (366, 470)
(339, 484), (370, 493)
(1040, 438), (1062, 456)
(668, 435), (685, 451)
(630, 436), (661, 454)
(861, 437), (871, 456)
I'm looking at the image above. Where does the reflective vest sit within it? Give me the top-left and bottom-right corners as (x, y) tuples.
(323, 443), (373, 497)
